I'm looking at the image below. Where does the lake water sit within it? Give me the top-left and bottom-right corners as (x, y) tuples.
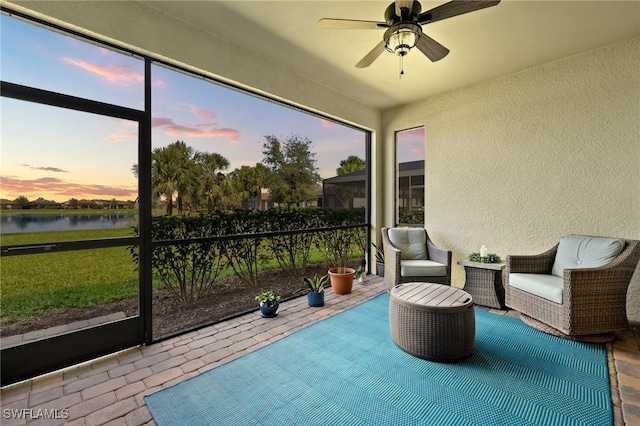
(0, 213), (138, 234)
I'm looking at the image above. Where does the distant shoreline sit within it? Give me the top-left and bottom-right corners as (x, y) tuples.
(1, 208), (137, 215)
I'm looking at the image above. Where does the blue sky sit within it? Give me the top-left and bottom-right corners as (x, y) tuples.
(1, 14), (421, 202)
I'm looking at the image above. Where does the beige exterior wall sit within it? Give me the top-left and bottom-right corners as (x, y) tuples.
(382, 38), (640, 286)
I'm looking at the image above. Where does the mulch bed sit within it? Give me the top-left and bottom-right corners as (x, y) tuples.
(3, 262), (355, 339)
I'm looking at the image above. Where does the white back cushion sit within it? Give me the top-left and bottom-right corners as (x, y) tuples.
(388, 228), (428, 260)
(551, 234), (624, 277)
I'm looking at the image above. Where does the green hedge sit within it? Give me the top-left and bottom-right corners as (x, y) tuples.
(135, 207), (366, 303)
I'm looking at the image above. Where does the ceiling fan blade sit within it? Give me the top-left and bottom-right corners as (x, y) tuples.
(355, 41), (387, 68)
(418, 0), (500, 24)
(318, 18), (387, 30)
(415, 34), (450, 62)
(395, 0), (415, 18)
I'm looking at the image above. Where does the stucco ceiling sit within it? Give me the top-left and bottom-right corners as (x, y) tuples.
(140, 1), (640, 109)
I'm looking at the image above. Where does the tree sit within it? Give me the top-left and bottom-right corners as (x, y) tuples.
(134, 142), (230, 214)
(151, 146), (178, 215)
(262, 134), (321, 206)
(196, 152), (230, 211)
(332, 155), (366, 208)
(149, 141), (201, 215)
(14, 196), (29, 209)
(227, 163), (268, 209)
(168, 141), (200, 214)
(336, 155), (365, 175)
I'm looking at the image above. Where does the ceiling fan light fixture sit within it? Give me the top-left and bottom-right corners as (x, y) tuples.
(384, 23), (421, 56)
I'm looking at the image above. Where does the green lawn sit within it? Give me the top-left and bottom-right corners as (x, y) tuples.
(1, 227), (334, 324)
(1, 228), (138, 323)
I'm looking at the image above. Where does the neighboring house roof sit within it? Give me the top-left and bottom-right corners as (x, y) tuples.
(323, 160), (425, 184)
(29, 198), (58, 206)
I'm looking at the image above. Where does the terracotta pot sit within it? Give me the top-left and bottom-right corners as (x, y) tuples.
(328, 267), (355, 295)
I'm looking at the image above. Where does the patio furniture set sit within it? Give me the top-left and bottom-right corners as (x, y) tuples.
(382, 227), (640, 360)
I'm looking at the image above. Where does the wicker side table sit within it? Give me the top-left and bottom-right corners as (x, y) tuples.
(389, 282), (475, 362)
(458, 260), (506, 309)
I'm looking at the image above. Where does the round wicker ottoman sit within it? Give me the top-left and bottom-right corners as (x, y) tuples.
(390, 282), (475, 362)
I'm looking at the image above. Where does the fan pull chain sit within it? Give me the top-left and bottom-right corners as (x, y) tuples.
(399, 55), (405, 79)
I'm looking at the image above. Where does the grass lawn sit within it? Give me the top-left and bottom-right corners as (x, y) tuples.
(1, 228), (138, 323)
(1, 227), (337, 324)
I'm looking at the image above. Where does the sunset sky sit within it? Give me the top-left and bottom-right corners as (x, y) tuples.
(0, 14), (423, 203)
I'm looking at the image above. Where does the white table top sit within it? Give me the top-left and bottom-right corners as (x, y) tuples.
(457, 259), (506, 270)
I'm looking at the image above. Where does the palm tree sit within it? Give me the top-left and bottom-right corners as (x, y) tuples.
(227, 164), (267, 209)
(334, 155), (366, 208)
(151, 146), (180, 215)
(196, 152), (230, 211)
(167, 141), (199, 214)
(336, 155), (365, 175)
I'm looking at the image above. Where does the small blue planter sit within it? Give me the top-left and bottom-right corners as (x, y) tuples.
(259, 301), (279, 318)
(307, 292), (325, 307)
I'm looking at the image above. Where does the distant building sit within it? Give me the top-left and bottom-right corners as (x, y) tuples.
(29, 197), (59, 209)
(0, 199), (18, 209)
(322, 160), (424, 223)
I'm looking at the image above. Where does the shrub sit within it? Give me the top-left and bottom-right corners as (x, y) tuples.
(263, 208), (321, 278)
(218, 209), (268, 287)
(132, 214), (226, 303)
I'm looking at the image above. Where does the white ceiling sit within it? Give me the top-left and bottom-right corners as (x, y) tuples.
(140, 1), (640, 110)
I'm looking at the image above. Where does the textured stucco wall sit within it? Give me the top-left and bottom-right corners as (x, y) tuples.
(382, 38), (640, 287)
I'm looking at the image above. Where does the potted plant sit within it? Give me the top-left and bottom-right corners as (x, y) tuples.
(317, 228), (359, 295)
(468, 252), (502, 264)
(298, 274), (328, 307)
(354, 258), (367, 283)
(372, 242), (385, 277)
(256, 289), (281, 318)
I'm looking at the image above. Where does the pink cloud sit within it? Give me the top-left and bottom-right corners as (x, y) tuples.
(410, 145), (425, 156)
(0, 176), (137, 201)
(320, 119), (336, 128)
(186, 104), (218, 120)
(63, 57), (144, 85)
(106, 132), (138, 143)
(152, 116), (241, 144)
(404, 128), (424, 139)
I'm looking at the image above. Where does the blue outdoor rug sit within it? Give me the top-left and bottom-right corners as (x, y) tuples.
(145, 293), (612, 426)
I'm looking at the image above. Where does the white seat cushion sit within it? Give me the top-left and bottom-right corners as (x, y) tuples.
(388, 228), (428, 260)
(551, 234), (624, 277)
(400, 260), (447, 277)
(509, 273), (564, 304)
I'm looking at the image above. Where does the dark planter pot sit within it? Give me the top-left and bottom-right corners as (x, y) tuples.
(307, 291), (325, 307)
(259, 301), (279, 318)
(376, 262), (385, 277)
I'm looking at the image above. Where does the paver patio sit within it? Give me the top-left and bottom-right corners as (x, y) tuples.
(1, 276), (638, 425)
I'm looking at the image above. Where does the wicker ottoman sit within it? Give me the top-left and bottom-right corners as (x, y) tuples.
(390, 282), (475, 361)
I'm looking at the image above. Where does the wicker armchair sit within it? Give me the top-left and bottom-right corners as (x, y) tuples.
(505, 236), (640, 337)
(381, 227), (452, 292)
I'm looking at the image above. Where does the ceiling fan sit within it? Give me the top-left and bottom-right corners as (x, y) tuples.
(318, 0), (500, 73)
